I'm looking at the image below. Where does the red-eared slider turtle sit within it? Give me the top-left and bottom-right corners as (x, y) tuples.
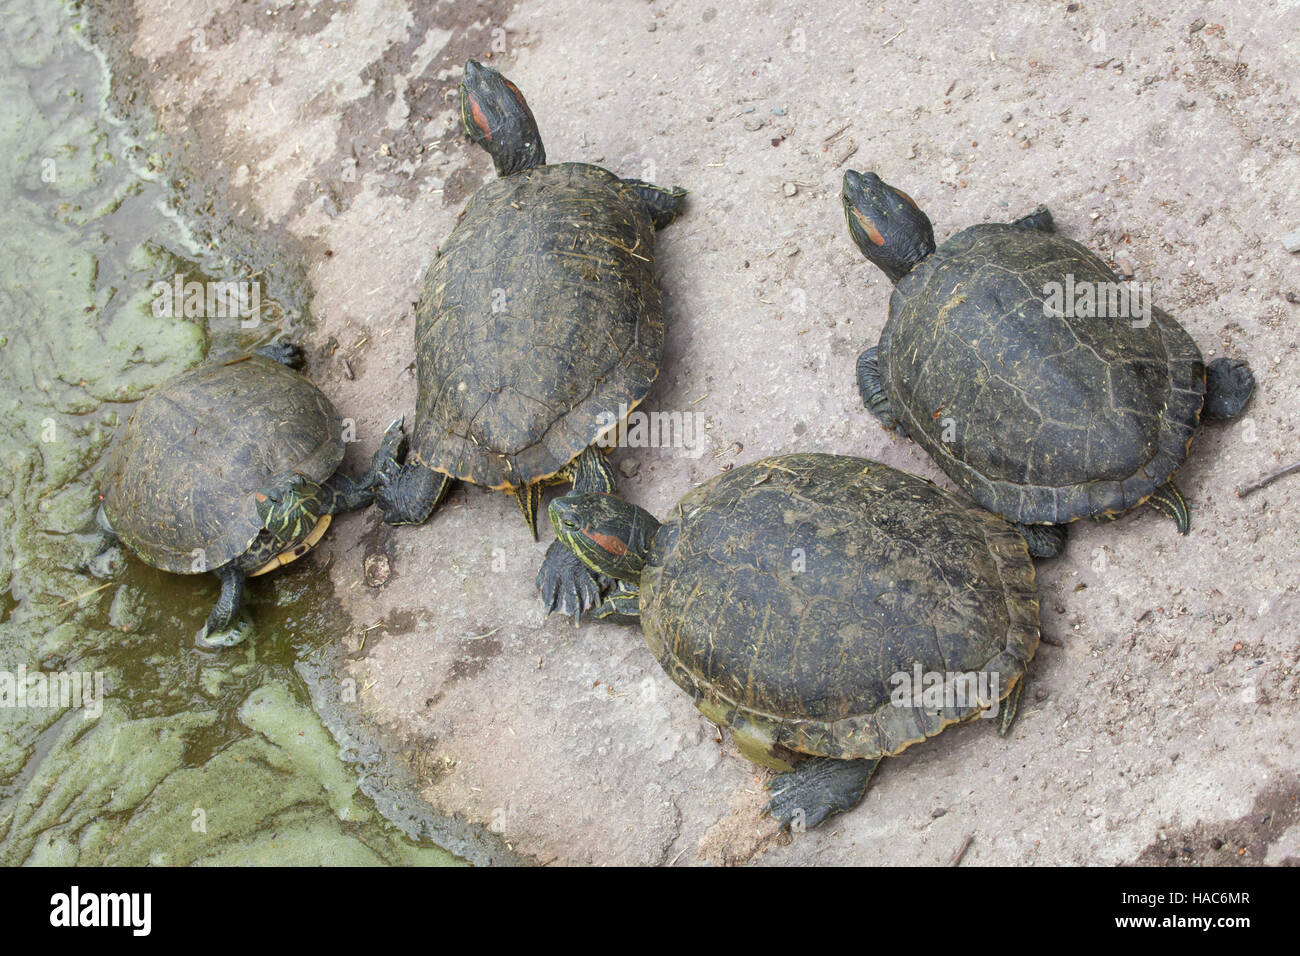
(376, 60), (687, 619)
(99, 345), (403, 647)
(845, 171), (1256, 558)
(548, 453), (1041, 828)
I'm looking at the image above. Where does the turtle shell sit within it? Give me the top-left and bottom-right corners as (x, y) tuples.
(879, 224), (1206, 524)
(101, 355), (344, 573)
(639, 453), (1039, 762)
(412, 161), (662, 490)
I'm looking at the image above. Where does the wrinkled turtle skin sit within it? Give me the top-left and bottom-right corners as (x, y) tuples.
(550, 453), (1041, 828)
(847, 171), (1256, 557)
(100, 350), (402, 646)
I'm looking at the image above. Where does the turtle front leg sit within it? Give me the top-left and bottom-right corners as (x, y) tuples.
(1011, 205), (1054, 232)
(198, 564), (252, 648)
(254, 340), (306, 368)
(321, 419), (408, 514)
(537, 446), (617, 621)
(1203, 357), (1256, 421)
(592, 580), (640, 624)
(856, 346), (906, 435)
(1015, 522), (1069, 559)
(621, 178), (688, 230)
(85, 504), (125, 579)
(764, 757), (881, 831)
(1148, 480), (1190, 535)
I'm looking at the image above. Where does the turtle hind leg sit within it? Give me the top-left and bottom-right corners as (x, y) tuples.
(536, 446), (618, 621)
(1015, 522), (1068, 559)
(1012, 205), (1054, 232)
(198, 565), (252, 648)
(376, 462), (452, 526)
(512, 481), (544, 540)
(323, 419), (408, 513)
(1148, 480), (1190, 534)
(856, 346), (906, 435)
(1204, 357), (1256, 421)
(998, 677), (1026, 737)
(764, 757), (880, 831)
(621, 178), (688, 230)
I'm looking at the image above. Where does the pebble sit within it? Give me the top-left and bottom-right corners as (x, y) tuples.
(1281, 228), (1300, 253)
(647, 21), (657, 32)
(1189, 17), (1206, 33)
(364, 553), (391, 587)
(1115, 255), (1135, 278)
(782, 182), (797, 197)
(618, 457), (640, 478)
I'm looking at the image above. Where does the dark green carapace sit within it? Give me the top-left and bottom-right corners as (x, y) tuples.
(846, 171), (1257, 556)
(100, 352), (401, 646)
(375, 59), (687, 620)
(551, 453), (1041, 829)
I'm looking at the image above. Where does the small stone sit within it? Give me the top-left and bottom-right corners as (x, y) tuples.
(1115, 255), (1135, 278)
(1189, 17), (1206, 33)
(1002, 112), (1013, 123)
(782, 182), (797, 197)
(618, 457), (640, 478)
(1281, 229), (1300, 253)
(364, 553), (391, 587)
(647, 21), (657, 32)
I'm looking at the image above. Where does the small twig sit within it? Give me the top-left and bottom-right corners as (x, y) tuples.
(882, 26), (906, 47)
(57, 582), (113, 607)
(1236, 460), (1300, 498)
(950, 833), (974, 866)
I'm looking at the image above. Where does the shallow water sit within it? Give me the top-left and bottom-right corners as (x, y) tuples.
(0, 0), (461, 865)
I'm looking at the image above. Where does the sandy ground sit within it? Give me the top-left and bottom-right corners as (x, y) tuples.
(94, 0), (1299, 865)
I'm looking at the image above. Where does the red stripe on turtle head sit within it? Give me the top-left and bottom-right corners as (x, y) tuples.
(465, 91), (492, 141)
(582, 529), (628, 556)
(851, 208), (886, 246)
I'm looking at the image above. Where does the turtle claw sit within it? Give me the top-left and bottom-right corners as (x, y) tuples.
(369, 418), (408, 487)
(763, 757), (879, 831)
(255, 341), (306, 369)
(536, 540), (601, 621)
(196, 615), (253, 649)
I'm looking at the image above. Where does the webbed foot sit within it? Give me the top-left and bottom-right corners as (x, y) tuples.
(1204, 357), (1255, 421)
(254, 341), (306, 368)
(536, 539), (602, 622)
(764, 756), (880, 831)
(1012, 205), (1054, 232)
(856, 346), (905, 435)
(1016, 522), (1068, 558)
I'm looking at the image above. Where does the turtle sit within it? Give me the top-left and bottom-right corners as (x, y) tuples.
(375, 60), (687, 619)
(99, 344), (403, 647)
(844, 170), (1257, 558)
(548, 453), (1041, 829)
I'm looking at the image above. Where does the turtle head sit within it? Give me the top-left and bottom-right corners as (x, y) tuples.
(255, 472), (324, 546)
(460, 59), (546, 177)
(548, 492), (660, 583)
(842, 170), (935, 284)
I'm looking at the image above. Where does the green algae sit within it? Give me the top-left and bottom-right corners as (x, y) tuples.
(0, 0), (464, 866)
